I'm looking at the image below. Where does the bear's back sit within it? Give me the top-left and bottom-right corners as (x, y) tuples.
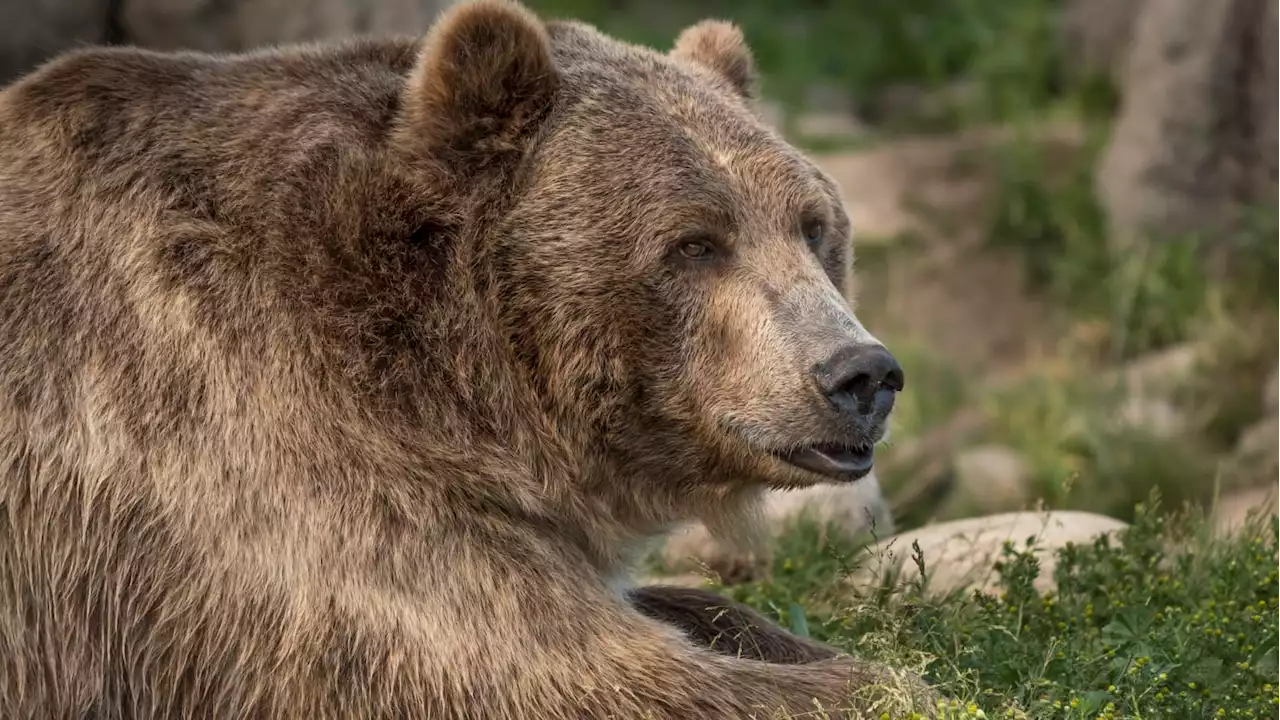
(0, 38), (421, 203)
(0, 37), (463, 451)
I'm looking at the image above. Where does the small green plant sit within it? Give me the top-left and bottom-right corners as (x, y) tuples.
(984, 136), (1209, 360)
(975, 367), (1219, 522)
(706, 497), (1280, 719)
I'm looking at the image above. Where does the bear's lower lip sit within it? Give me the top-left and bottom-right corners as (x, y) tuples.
(774, 443), (875, 481)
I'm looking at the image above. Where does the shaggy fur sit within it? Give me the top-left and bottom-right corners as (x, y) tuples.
(0, 0), (932, 716)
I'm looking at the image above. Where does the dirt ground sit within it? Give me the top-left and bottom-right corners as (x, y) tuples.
(814, 122), (1088, 376)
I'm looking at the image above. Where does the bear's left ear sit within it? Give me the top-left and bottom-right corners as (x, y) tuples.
(669, 20), (758, 101)
(394, 0), (559, 167)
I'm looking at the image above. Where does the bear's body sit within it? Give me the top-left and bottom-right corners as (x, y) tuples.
(0, 2), (931, 717)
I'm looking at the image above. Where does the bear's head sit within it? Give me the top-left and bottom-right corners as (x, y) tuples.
(395, 1), (904, 505)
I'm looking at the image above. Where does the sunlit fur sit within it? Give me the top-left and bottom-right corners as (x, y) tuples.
(0, 1), (930, 717)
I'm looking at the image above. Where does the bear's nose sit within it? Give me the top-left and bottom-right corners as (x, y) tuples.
(811, 344), (905, 413)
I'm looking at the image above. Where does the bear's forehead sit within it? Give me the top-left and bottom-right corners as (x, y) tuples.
(542, 22), (822, 202)
(548, 22), (759, 136)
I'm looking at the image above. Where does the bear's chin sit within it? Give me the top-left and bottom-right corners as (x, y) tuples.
(770, 443), (876, 483)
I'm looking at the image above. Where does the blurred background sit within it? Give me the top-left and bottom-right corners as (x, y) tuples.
(3, 0), (1276, 531)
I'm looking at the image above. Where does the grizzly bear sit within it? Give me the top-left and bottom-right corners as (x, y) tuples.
(0, 0), (934, 717)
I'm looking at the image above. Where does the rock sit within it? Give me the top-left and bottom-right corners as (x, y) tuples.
(943, 445), (1033, 516)
(792, 112), (868, 142)
(849, 511), (1129, 596)
(879, 409), (986, 524)
(815, 122), (1085, 373)
(1096, 0), (1278, 255)
(1212, 484), (1279, 537)
(658, 471), (894, 583)
(1115, 396), (1189, 439)
(1236, 415), (1279, 464)
(1264, 364), (1278, 415)
(766, 476), (896, 537)
(1112, 343), (1202, 400)
(1058, 0), (1147, 81)
(1219, 415), (1280, 490)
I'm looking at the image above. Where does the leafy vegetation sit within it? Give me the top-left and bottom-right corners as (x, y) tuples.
(527, 0), (1110, 127)
(707, 499), (1280, 719)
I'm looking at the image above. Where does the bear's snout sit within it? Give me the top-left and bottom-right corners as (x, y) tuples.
(810, 342), (905, 421)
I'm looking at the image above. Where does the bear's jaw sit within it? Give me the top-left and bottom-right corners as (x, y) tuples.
(771, 442), (876, 482)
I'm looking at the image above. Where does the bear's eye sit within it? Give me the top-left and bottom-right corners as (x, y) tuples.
(676, 238), (717, 261)
(801, 219), (825, 248)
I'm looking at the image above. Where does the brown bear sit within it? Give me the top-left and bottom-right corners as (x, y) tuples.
(0, 0), (935, 717)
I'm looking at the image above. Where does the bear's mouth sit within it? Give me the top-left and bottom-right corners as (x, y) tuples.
(773, 442), (875, 481)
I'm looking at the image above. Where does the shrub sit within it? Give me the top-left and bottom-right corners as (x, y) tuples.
(716, 497), (1280, 718)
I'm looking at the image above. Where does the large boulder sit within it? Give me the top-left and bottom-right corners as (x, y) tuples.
(1212, 484), (1279, 537)
(1264, 364), (1278, 415)
(849, 510), (1129, 596)
(1096, 0), (1278, 254)
(1058, 0), (1147, 82)
(1220, 415), (1280, 489)
(940, 444), (1033, 517)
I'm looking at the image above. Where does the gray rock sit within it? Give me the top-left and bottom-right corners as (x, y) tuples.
(1112, 343), (1201, 400)
(1264, 364), (1278, 415)
(1058, 0), (1147, 81)
(849, 510), (1129, 596)
(1212, 484), (1279, 537)
(1115, 396), (1189, 439)
(792, 112), (868, 141)
(1220, 415), (1280, 491)
(1097, 0), (1278, 253)
(944, 444), (1033, 516)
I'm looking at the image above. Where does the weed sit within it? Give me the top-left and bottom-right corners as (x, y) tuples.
(975, 366), (1218, 522)
(711, 497), (1280, 719)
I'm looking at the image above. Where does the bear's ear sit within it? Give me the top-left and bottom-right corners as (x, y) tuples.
(669, 20), (758, 100)
(394, 0), (558, 166)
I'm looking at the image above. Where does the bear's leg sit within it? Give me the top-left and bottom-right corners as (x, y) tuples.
(331, 579), (939, 719)
(317, 538), (942, 719)
(628, 584), (840, 664)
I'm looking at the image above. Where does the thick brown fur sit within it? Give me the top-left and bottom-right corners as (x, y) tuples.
(0, 0), (935, 717)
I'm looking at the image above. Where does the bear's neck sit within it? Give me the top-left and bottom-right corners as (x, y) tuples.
(384, 250), (676, 575)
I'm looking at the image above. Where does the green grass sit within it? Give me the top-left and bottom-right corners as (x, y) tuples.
(526, 0), (1105, 129)
(980, 122), (1277, 364)
(706, 497), (1280, 719)
(978, 126), (1156, 360)
(976, 366), (1219, 523)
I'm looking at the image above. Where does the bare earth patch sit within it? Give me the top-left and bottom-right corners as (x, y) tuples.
(815, 122), (1086, 374)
